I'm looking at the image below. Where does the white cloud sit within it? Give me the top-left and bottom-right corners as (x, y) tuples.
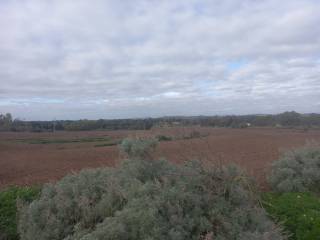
(0, 0), (319, 120)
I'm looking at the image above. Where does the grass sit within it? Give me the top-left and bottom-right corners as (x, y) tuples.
(262, 192), (320, 240)
(0, 186), (40, 240)
(94, 140), (121, 147)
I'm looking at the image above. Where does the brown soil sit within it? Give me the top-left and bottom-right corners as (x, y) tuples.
(1, 128), (320, 189)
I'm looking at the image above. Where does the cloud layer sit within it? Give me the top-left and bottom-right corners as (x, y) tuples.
(0, 0), (319, 120)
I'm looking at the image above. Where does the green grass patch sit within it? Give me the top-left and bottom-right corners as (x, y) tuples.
(0, 186), (40, 240)
(262, 192), (320, 240)
(94, 140), (121, 147)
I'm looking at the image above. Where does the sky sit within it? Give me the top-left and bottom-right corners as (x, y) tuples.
(0, 0), (319, 120)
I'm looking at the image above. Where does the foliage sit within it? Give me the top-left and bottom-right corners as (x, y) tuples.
(262, 192), (320, 240)
(238, 122), (249, 128)
(155, 135), (173, 141)
(18, 157), (285, 240)
(119, 138), (158, 160)
(268, 145), (320, 193)
(94, 141), (120, 147)
(182, 130), (202, 139)
(0, 113), (12, 131)
(2, 111), (320, 132)
(0, 186), (40, 240)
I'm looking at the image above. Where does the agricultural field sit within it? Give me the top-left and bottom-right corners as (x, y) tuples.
(1, 127), (320, 189)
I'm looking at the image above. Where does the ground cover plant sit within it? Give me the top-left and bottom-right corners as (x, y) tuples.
(94, 140), (121, 147)
(0, 186), (40, 240)
(18, 138), (285, 240)
(263, 192), (320, 240)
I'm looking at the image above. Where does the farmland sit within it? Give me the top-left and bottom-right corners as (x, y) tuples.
(1, 127), (320, 189)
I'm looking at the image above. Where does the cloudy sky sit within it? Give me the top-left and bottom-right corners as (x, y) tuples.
(0, 0), (319, 120)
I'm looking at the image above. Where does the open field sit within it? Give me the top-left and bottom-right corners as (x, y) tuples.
(1, 127), (320, 189)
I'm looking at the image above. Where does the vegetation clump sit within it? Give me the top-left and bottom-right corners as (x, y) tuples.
(0, 186), (40, 240)
(268, 145), (320, 193)
(119, 138), (158, 159)
(18, 139), (285, 240)
(155, 135), (173, 141)
(263, 192), (320, 240)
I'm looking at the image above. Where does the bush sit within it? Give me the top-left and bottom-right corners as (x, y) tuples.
(183, 130), (204, 139)
(268, 145), (320, 193)
(19, 158), (285, 239)
(155, 135), (172, 142)
(119, 138), (158, 159)
(262, 192), (320, 240)
(239, 122), (249, 128)
(0, 186), (40, 240)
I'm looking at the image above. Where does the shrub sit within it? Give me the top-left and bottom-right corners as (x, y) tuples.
(0, 186), (40, 240)
(155, 135), (172, 142)
(119, 138), (158, 159)
(268, 145), (320, 193)
(183, 130), (204, 139)
(239, 122), (249, 128)
(19, 159), (285, 239)
(262, 192), (320, 240)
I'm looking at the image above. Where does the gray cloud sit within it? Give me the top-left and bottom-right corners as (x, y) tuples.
(0, 0), (319, 120)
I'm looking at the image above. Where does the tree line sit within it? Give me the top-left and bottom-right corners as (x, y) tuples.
(1, 111), (320, 132)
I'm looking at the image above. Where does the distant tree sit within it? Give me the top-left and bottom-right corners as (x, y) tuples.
(1, 112), (320, 132)
(0, 113), (13, 130)
(5, 113), (12, 122)
(278, 111), (301, 127)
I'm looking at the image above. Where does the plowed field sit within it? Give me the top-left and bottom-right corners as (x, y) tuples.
(1, 128), (320, 189)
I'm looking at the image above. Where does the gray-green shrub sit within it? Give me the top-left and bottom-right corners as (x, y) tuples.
(119, 138), (158, 160)
(268, 145), (320, 193)
(19, 139), (285, 240)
